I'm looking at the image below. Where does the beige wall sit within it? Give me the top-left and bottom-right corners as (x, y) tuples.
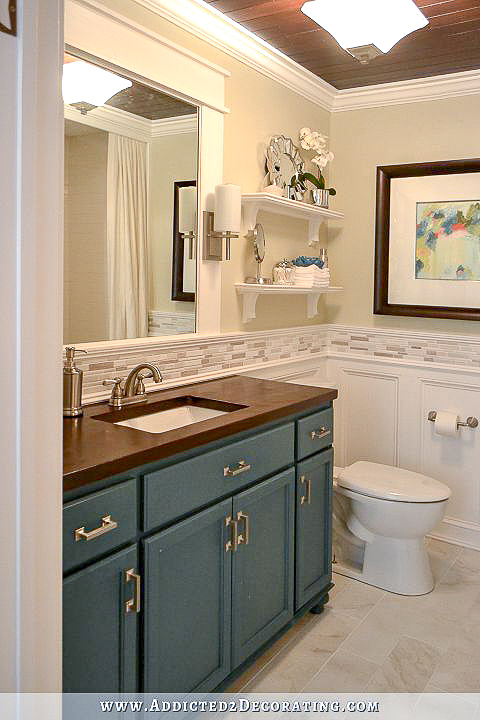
(64, 129), (108, 343)
(328, 95), (480, 335)
(148, 130), (197, 316)
(92, 0), (333, 333)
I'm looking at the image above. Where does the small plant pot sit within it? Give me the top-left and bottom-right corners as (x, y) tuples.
(311, 189), (330, 208)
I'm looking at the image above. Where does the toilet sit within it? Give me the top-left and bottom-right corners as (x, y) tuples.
(333, 461), (451, 596)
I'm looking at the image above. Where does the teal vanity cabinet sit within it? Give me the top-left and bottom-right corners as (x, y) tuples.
(63, 400), (334, 693)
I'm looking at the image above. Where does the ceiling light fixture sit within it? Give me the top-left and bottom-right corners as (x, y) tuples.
(301, 0), (428, 63)
(62, 60), (132, 113)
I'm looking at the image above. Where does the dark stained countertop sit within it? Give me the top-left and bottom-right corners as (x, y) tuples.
(63, 375), (337, 494)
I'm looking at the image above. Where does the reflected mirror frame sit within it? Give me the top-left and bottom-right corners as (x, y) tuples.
(172, 180), (196, 303)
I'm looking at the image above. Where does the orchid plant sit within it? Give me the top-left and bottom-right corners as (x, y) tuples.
(296, 127), (336, 196)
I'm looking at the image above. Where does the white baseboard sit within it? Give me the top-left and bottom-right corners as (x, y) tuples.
(430, 517), (480, 551)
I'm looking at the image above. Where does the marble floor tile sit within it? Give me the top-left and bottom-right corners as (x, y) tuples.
(236, 540), (480, 696)
(414, 690), (479, 720)
(426, 538), (462, 581)
(328, 576), (385, 621)
(242, 609), (357, 692)
(303, 649), (379, 692)
(365, 636), (442, 692)
(429, 629), (480, 692)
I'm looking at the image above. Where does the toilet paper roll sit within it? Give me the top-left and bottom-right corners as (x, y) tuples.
(434, 411), (459, 437)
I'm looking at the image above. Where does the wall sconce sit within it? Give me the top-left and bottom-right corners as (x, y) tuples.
(203, 184), (241, 261)
(0, 0), (16, 36)
(178, 186), (197, 260)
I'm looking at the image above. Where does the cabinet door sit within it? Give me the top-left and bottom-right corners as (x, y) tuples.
(63, 545), (139, 692)
(295, 448), (333, 611)
(144, 499), (232, 692)
(232, 469), (295, 667)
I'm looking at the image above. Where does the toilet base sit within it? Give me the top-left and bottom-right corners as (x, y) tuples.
(334, 537), (434, 596)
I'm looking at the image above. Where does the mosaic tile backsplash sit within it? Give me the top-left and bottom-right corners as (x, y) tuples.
(75, 324), (480, 402)
(77, 327), (328, 400)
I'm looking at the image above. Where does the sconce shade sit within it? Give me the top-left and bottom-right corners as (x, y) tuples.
(178, 186), (197, 234)
(301, 0), (428, 54)
(63, 60), (132, 107)
(214, 184), (241, 234)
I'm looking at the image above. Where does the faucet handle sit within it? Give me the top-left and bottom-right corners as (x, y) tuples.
(103, 377), (126, 408)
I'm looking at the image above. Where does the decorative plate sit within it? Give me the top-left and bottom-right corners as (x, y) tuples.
(266, 136), (304, 191)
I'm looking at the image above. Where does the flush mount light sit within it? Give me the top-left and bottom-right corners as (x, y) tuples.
(62, 60), (132, 113)
(301, 0), (428, 63)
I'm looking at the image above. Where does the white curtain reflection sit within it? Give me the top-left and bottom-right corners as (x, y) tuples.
(107, 134), (148, 339)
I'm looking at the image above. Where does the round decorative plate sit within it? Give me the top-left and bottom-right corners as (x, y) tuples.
(266, 135), (304, 191)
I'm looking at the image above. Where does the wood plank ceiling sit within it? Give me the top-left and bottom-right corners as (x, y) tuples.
(204, 0), (480, 89)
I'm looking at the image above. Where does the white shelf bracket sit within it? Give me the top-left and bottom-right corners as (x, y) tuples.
(307, 218), (322, 247)
(241, 291), (259, 323)
(306, 293), (321, 319)
(242, 202), (260, 232)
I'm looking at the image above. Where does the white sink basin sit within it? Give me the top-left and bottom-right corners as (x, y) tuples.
(114, 404), (228, 434)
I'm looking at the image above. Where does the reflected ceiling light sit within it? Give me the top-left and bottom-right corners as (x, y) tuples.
(62, 60), (132, 113)
(301, 0), (428, 63)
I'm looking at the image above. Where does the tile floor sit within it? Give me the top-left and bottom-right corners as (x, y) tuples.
(227, 538), (480, 694)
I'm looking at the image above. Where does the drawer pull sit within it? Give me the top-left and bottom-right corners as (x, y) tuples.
(310, 426), (330, 441)
(74, 515), (118, 542)
(225, 515), (238, 552)
(124, 568), (141, 614)
(300, 475), (312, 505)
(237, 511), (250, 545)
(224, 460), (251, 477)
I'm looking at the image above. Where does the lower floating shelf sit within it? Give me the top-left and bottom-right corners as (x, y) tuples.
(235, 283), (343, 323)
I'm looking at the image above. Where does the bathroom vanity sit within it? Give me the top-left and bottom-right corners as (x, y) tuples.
(63, 376), (336, 692)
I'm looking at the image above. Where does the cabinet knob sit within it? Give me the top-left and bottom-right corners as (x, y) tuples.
(124, 568), (141, 614)
(74, 514), (118, 542)
(300, 475), (312, 505)
(310, 426), (330, 441)
(225, 515), (238, 552)
(237, 511), (250, 545)
(224, 460), (251, 477)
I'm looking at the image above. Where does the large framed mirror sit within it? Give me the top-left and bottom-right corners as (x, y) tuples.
(63, 52), (198, 344)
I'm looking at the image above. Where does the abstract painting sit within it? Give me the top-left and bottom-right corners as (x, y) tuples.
(416, 200), (480, 280)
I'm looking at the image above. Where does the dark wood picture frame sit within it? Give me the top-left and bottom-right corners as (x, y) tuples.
(374, 158), (480, 321)
(171, 180), (196, 302)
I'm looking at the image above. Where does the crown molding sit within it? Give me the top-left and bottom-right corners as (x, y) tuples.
(132, 0), (337, 112)
(332, 69), (480, 112)
(64, 104), (197, 141)
(131, 0), (480, 113)
(151, 114), (197, 136)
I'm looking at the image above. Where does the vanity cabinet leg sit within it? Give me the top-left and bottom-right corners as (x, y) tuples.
(310, 593), (329, 614)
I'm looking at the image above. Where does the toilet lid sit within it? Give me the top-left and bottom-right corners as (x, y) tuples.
(337, 461), (451, 502)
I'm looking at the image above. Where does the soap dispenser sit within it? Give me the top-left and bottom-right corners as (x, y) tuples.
(63, 346), (87, 417)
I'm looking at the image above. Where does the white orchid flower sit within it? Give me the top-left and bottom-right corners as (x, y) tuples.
(312, 154), (329, 169)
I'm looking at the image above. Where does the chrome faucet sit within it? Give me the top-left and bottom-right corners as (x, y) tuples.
(103, 362), (163, 409)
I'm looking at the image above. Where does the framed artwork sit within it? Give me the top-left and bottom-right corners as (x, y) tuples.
(374, 159), (480, 320)
(171, 180), (196, 303)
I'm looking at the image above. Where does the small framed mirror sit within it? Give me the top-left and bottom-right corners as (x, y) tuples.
(172, 180), (196, 303)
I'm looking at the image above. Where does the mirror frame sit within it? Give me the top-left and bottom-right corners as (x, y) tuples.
(64, 0), (230, 347)
(172, 180), (196, 303)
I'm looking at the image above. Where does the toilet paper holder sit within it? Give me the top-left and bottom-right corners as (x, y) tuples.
(428, 411), (478, 429)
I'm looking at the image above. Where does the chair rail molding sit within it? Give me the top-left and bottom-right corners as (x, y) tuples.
(130, 0), (480, 112)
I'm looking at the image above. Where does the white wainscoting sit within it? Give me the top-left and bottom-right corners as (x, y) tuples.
(246, 353), (480, 550)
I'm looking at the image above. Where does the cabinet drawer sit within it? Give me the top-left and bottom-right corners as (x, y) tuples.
(296, 407), (333, 460)
(144, 423), (294, 531)
(64, 479), (137, 573)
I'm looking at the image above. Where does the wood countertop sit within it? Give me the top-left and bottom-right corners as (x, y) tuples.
(63, 375), (337, 494)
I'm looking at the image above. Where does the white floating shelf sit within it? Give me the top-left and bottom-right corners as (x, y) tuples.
(242, 193), (344, 245)
(235, 283), (344, 323)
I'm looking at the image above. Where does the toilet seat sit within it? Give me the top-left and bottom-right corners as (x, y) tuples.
(337, 461), (450, 503)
